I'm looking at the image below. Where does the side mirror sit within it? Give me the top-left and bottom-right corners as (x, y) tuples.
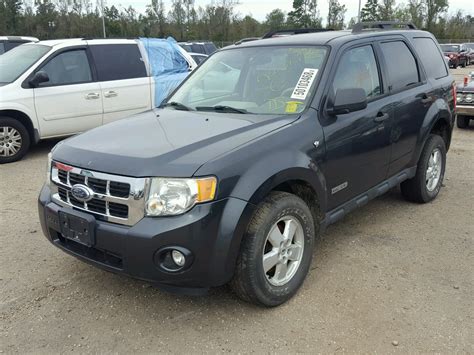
(327, 88), (367, 115)
(29, 71), (49, 88)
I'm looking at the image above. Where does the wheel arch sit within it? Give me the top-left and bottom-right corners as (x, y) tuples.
(0, 109), (38, 144)
(411, 99), (453, 166)
(217, 166), (328, 285)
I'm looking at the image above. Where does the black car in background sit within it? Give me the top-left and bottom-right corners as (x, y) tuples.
(179, 41), (217, 55)
(39, 22), (455, 307)
(0, 36), (38, 54)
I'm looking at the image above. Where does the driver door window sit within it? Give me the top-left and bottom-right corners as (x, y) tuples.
(40, 49), (92, 86)
(333, 45), (381, 99)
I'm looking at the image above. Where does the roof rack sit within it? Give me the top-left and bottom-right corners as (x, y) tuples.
(234, 37), (261, 45)
(352, 21), (417, 33)
(262, 28), (334, 39)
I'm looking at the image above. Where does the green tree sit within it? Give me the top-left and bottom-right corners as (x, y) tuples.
(327, 0), (346, 29)
(407, 0), (424, 28)
(0, 0), (23, 34)
(424, 0), (448, 32)
(265, 9), (286, 31)
(288, 0), (322, 28)
(360, 0), (380, 22)
(145, 0), (166, 36)
(378, 0), (396, 20)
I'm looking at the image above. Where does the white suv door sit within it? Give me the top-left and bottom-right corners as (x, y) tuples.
(32, 48), (103, 137)
(88, 42), (151, 125)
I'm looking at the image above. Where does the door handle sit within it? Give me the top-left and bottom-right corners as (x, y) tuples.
(420, 94), (433, 104)
(85, 93), (100, 100)
(104, 90), (118, 98)
(374, 112), (389, 123)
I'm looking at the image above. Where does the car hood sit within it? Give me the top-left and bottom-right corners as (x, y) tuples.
(53, 108), (297, 177)
(457, 82), (474, 93)
(443, 51), (459, 56)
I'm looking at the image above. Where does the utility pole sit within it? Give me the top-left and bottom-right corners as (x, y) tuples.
(358, 0), (362, 22)
(101, 0), (106, 38)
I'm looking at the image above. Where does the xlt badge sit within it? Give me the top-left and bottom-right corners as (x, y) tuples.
(331, 182), (348, 194)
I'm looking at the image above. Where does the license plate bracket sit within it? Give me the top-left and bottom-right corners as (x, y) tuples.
(59, 210), (96, 247)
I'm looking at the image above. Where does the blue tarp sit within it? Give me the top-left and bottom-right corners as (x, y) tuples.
(139, 37), (190, 106)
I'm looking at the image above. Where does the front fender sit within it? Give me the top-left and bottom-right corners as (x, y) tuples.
(0, 86), (40, 134)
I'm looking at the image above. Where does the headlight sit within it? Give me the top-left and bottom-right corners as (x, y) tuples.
(46, 152), (52, 186)
(456, 93), (463, 103)
(465, 94), (473, 103)
(145, 177), (217, 216)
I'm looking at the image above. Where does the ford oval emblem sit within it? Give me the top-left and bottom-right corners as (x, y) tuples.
(71, 184), (94, 202)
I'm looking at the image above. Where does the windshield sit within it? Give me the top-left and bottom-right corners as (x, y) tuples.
(168, 46), (327, 115)
(0, 44), (50, 83)
(440, 44), (460, 52)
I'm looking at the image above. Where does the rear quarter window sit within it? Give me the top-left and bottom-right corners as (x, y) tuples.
(90, 44), (147, 81)
(380, 41), (420, 92)
(412, 37), (448, 79)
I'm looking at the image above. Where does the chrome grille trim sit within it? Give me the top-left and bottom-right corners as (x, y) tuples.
(50, 162), (149, 226)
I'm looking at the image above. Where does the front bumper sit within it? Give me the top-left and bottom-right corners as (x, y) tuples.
(456, 105), (474, 117)
(38, 184), (254, 290)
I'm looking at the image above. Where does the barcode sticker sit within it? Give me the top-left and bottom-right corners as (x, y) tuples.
(290, 68), (319, 101)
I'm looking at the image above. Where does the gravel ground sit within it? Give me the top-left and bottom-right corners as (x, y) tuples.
(1, 69), (473, 354)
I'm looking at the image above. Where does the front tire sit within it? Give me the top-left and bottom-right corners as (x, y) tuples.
(456, 115), (470, 129)
(401, 134), (446, 203)
(231, 191), (315, 307)
(0, 117), (30, 164)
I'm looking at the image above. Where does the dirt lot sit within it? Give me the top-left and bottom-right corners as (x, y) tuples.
(1, 68), (473, 354)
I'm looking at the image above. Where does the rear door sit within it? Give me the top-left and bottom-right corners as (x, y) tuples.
(33, 47), (103, 137)
(377, 38), (434, 175)
(89, 42), (151, 125)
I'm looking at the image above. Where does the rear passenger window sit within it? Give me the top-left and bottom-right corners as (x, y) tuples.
(333, 45), (381, 99)
(412, 38), (448, 79)
(381, 41), (419, 91)
(90, 44), (147, 81)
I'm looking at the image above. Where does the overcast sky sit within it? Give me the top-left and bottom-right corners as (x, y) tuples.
(109, 0), (473, 22)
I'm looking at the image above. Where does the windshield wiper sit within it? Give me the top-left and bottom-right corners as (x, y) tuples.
(160, 101), (193, 111)
(196, 105), (248, 114)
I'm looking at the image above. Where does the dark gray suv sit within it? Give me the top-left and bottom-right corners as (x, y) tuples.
(38, 22), (455, 307)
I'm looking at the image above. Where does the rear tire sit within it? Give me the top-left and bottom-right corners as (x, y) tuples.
(0, 117), (30, 164)
(456, 115), (470, 129)
(461, 59), (466, 68)
(401, 134), (446, 203)
(230, 191), (315, 307)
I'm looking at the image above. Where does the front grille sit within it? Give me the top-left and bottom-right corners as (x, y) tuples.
(50, 162), (147, 226)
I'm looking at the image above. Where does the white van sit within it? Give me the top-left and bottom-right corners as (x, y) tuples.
(0, 38), (197, 163)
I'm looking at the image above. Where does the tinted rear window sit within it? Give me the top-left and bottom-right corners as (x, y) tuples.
(413, 38), (448, 79)
(90, 44), (147, 81)
(191, 44), (206, 54)
(204, 43), (217, 54)
(381, 41), (420, 91)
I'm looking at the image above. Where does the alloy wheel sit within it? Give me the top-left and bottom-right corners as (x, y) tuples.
(262, 216), (305, 286)
(0, 126), (22, 157)
(426, 148), (442, 192)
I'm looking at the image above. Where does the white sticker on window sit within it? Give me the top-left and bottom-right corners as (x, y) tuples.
(290, 68), (319, 100)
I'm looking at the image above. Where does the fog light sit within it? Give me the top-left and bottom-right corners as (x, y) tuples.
(171, 250), (185, 267)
